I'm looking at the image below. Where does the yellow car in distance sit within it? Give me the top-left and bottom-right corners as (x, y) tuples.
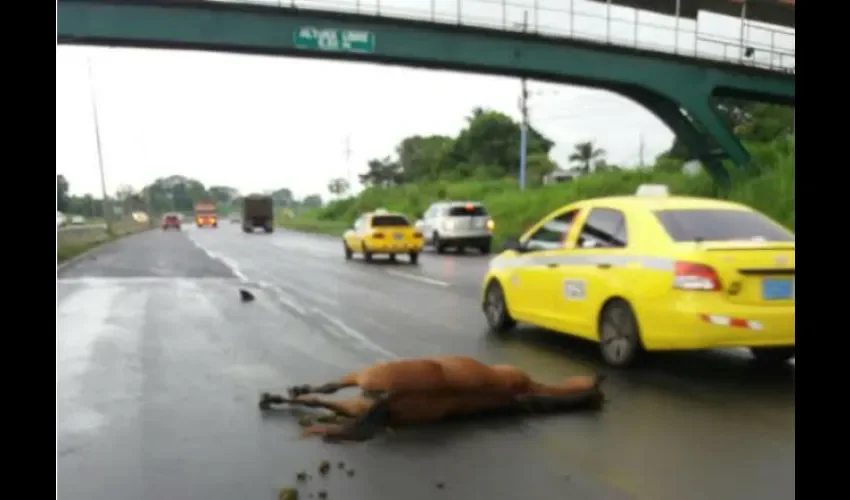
(343, 209), (425, 264)
(481, 184), (795, 368)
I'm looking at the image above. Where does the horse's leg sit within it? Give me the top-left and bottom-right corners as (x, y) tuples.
(259, 393), (364, 418)
(287, 381), (357, 398)
(514, 387), (605, 413)
(303, 393), (392, 442)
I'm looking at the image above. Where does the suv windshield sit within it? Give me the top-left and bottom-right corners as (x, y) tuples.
(654, 209), (794, 242)
(447, 205), (488, 216)
(372, 215), (410, 227)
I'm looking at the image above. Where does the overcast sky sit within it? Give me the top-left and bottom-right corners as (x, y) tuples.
(56, 0), (793, 200)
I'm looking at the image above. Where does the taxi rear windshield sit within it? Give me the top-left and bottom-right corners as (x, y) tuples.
(372, 215), (410, 227)
(654, 209), (794, 242)
(448, 205), (488, 216)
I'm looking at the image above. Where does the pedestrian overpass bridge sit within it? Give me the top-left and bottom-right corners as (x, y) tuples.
(57, 0), (795, 184)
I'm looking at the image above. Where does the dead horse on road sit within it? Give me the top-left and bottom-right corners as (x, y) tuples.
(259, 355), (606, 441)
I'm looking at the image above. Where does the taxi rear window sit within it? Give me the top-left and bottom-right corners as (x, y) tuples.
(371, 215), (410, 227)
(448, 205), (488, 216)
(654, 209), (794, 242)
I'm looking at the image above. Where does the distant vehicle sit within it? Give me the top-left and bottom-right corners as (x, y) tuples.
(161, 213), (182, 231)
(415, 201), (494, 254)
(229, 213), (241, 224)
(481, 183), (795, 369)
(343, 209), (424, 264)
(70, 215), (86, 225)
(241, 194), (274, 233)
(194, 201), (218, 228)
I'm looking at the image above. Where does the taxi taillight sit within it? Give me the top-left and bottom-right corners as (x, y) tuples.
(673, 261), (721, 291)
(372, 232), (385, 239)
(413, 232), (423, 238)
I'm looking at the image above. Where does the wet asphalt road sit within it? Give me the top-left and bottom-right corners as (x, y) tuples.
(57, 226), (795, 500)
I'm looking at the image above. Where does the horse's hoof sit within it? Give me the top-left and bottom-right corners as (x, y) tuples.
(259, 392), (272, 410)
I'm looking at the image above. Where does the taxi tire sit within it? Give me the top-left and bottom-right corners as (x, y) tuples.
(433, 233), (446, 254)
(483, 280), (516, 333)
(599, 299), (644, 368)
(362, 243), (373, 262)
(409, 252), (419, 265)
(749, 347), (795, 365)
(344, 242), (353, 260)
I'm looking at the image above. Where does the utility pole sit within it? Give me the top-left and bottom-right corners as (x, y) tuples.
(638, 133), (646, 168)
(344, 135), (352, 193)
(519, 10), (529, 191)
(87, 56), (112, 235)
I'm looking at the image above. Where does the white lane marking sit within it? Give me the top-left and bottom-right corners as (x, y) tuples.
(186, 234), (248, 281)
(310, 307), (399, 361)
(255, 280), (307, 315)
(384, 269), (450, 287)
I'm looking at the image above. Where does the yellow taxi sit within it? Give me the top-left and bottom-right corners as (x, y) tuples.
(343, 209), (425, 264)
(481, 184), (795, 368)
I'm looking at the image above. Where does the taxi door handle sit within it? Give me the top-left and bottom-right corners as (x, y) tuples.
(546, 263), (559, 268)
(597, 263), (612, 269)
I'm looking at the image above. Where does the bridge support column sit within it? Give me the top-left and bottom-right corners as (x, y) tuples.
(679, 96), (753, 172)
(615, 86), (731, 186)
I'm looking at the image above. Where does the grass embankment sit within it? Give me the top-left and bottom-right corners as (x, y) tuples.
(57, 219), (152, 264)
(280, 141), (795, 248)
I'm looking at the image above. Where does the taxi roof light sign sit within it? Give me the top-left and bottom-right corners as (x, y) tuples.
(635, 184), (670, 197)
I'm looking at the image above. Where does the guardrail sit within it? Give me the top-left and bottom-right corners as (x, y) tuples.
(57, 219), (150, 250)
(208, 0), (795, 73)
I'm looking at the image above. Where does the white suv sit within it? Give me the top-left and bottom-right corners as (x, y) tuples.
(415, 201), (494, 254)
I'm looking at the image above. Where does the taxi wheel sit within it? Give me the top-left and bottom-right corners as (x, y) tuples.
(749, 347), (795, 365)
(409, 252), (419, 265)
(344, 242), (353, 260)
(362, 244), (373, 262)
(389, 254), (397, 262)
(433, 233), (446, 254)
(599, 299), (644, 368)
(483, 280), (516, 333)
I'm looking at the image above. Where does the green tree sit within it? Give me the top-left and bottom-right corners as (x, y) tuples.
(271, 188), (295, 207)
(396, 135), (454, 182)
(569, 141), (606, 174)
(327, 177), (351, 198)
(301, 194), (323, 208)
(57, 174), (70, 212)
(359, 157), (403, 187)
(208, 186), (239, 206)
(446, 108), (554, 180)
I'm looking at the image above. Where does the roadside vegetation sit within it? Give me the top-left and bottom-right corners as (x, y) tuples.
(57, 219), (152, 265)
(280, 100), (795, 248)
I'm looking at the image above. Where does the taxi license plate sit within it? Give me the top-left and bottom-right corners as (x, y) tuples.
(762, 278), (793, 300)
(393, 233), (403, 240)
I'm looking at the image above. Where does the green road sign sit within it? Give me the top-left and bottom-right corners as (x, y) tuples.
(293, 27), (376, 54)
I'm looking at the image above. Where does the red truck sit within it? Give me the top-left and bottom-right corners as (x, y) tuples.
(194, 201), (218, 228)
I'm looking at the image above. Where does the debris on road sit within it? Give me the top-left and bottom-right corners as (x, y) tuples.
(239, 288), (255, 302)
(318, 460), (331, 475)
(279, 487), (298, 500)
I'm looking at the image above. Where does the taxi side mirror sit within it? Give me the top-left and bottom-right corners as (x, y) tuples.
(503, 238), (526, 253)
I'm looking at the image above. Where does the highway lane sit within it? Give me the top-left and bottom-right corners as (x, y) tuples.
(57, 226), (795, 500)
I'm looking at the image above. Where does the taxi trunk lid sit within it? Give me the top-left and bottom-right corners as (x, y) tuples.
(678, 241), (795, 306)
(374, 225), (418, 242)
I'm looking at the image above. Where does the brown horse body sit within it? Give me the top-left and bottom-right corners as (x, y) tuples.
(287, 356), (599, 398)
(261, 356), (605, 441)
